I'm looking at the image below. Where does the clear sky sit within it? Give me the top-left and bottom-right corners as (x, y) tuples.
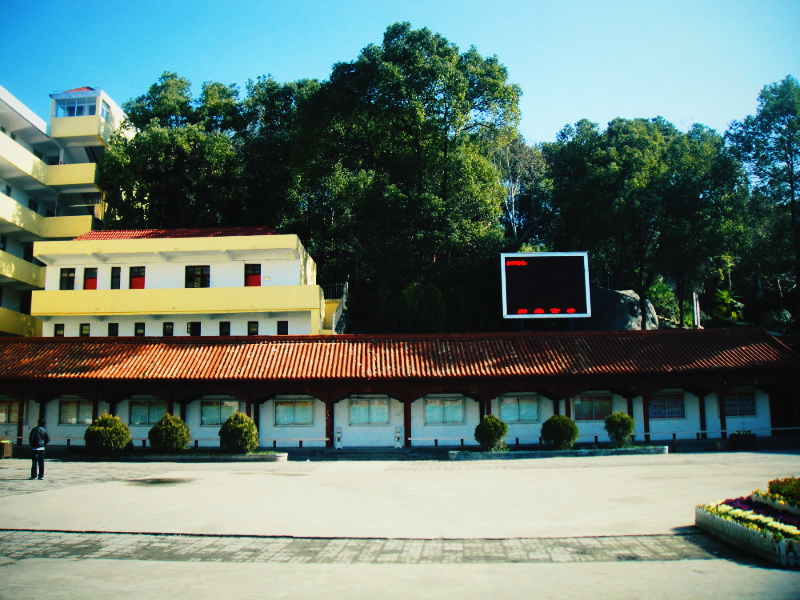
(3, 0), (798, 143)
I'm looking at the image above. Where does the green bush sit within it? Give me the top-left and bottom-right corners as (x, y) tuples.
(148, 414), (191, 454)
(218, 411), (258, 454)
(84, 413), (132, 457)
(474, 414), (509, 451)
(541, 415), (578, 450)
(604, 411), (634, 447)
(768, 477), (800, 505)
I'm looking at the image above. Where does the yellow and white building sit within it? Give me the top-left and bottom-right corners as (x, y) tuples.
(31, 227), (343, 337)
(0, 85), (125, 336)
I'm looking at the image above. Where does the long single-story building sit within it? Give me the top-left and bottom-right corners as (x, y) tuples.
(0, 328), (798, 449)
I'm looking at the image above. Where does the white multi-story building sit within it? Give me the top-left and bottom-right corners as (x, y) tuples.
(30, 227), (343, 337)
(0, 85), (125, 336)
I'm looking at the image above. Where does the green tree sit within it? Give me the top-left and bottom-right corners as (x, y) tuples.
(728, 75), (800, 325)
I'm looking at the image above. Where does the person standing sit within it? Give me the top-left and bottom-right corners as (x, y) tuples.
(29, 418), (49, 480)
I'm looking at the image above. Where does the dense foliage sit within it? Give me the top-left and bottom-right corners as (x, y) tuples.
(84, 413), (132, 456)
(604, 412), (635, 448)
(768, 477), (800, 505)
(99, 22), (799, 334)
(218, 411), (259, 454)
(148, 414), (192, 454)
(540, 415), (579, 450)
(474, 414), (509, 451)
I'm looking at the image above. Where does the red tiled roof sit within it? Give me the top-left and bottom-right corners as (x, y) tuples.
(74, 227), (277, 241)
(0, 329), (796, 382)
(63, 87), (95, 93)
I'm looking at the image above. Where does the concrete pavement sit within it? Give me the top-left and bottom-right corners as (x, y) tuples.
(1, 451), (799, 599)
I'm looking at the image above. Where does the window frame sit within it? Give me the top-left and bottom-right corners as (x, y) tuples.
(163, 322), (174, 337)
(498, 395), (540, 424)
(0, 396), (19, 424)
(59, 399), (93, 425)
(219, 321), (231, 336)
(53, 323), (65, 337)
(277, 320), (289, 335)
(129, 266), (145, 289)
(649, 392), (686, 420)
(185, 265), (211, 288)
(274, 399), (315, 427)
(247, 321), (259, 336)
(244, 264), (261, 287)
(110, 266), (121, 289)
(129, 399), (166, 426)
(724, 390), (757, 417)
(424, 396), (465, 426)
(79, 323), (90, 337)
(108, 323), (119, 337)
(59, 268), (75, 290)
(200, 400), (238, 427)
(348, 396), (390, 426)
(134, 322), (145, 337)
(83, 267), (97, 290)
(573, 394), (613, 422)
(187, 321), (201, 336)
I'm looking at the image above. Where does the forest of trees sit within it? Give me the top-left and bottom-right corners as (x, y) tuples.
(99, 22), (800, 334)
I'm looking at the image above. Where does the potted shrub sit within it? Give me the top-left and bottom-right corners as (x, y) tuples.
(474, 414), (508, 451)
(84, 413), (132, 458)
(541, 415), (578, 450)
(604, 412), (634, 447)
(219, 411), (259, 454)
(148, 414), (191, 454)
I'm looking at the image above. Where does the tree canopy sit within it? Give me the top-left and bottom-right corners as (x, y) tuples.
(98, 25), (797, 333)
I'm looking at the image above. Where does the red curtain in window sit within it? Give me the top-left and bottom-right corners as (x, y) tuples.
(83, 277), (97, 290)
(130, 276), (145, 289)
(245, 273), (261, 287)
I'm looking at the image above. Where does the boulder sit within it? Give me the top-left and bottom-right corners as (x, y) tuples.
(589, 287), (659, 331)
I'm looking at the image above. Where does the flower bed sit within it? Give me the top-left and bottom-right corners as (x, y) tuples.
(696, 477), (800, 568)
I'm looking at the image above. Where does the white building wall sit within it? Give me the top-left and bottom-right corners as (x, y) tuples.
(489, 394), (556, 445)
(184, 395), (242, 448)
(260, 396), (327, 448)
(410, 395), (481, 447)
(333, 396), (403, 448)
(704, 389), (772, 437)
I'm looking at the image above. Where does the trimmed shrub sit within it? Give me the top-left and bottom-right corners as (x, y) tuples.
(541, 415), (578, 450)
(768, 477), (800, 505)
(84, 413), (132, 457)
(219, 411), (258, 454)
(474, 414), (509, 451)
(604, 411), (634, 447)
(148, 414), (191, 454)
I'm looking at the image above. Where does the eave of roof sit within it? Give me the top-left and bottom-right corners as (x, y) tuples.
(0, 329), (796, 382)
(74, 227), (277, 241)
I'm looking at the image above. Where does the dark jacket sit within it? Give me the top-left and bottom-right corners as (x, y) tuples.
(29, 426), (49, 448)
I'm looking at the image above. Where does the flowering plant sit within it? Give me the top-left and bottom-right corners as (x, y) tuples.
(699, 495), (800, 542)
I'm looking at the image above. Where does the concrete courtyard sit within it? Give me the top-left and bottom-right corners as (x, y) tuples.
(1, 450), (799, 599)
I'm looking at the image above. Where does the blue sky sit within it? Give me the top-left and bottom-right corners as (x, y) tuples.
(3, 0), (798, 143)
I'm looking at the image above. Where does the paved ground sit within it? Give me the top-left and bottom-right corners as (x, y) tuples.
(1, 451), (799, 599)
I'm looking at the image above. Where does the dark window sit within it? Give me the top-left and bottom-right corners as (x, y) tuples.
(574, 395), (613, 421)
(185, 265), (210, 288)
(129, 267), (145, 289)
(54, 323), (64, 337)
(187, 322), (201, 336)
(110, 267), (121, 289)
(83, 267), (97, 290)
(219, 321), (230, 336)
(649, 393), (686, 419)
(163, 322), (174, 337)
(108, 323), (119, 337)
(59, 399), (93, 424)
(79, 323), (90, 337)
(245, 264), (261, 287)
(0, 235), (6, 251)
(59, 268), (75, 290)
(277, 321), (289, 335)
(247, 321), (259, 336)
(28, 199), (38, 213)
(134, 322), (145, 336)
(724, 390), (756, 417)
(0, 397), (19, 424)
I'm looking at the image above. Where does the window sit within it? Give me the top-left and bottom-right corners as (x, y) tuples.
(53, 324), (64, 337)
(129, 399), (166, 426)
(0, 234), (6, 251)
(277, 321), (289, 335)
(349, 397), (390, 425)
(129, 266), (145, 289)
(83, 268), (97, 290)
(100, 100), (111, 121)
(499, 395), (539, 423)
(724, 390), (756, 417)
(79, 323), (90, 337)
(424, 396), (465, 425)
(185, 265), (210, 288)
(59, 399), (93, 424)
(649, 393), (686, 419)
(163, 322), (174, 337)
(59, 268), (75, 290)
(110, 266), (121, 289)
(219, 321), (231, 336)
(28, 199), (38, 213)
(54, 96), (97, 117)
(108, 323), (119, 337)
(574, 395), (612, 421)
(247, 321), (259, 336)
(275, 399), (314, 426)
(245, 264), (261, 287)
(200, 400), (237, 426)
(134, 322), (145, 337)
(0, 397), (19, 424)
(187, 322), (201, 336)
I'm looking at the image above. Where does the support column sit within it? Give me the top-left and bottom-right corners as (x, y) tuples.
(642, 391), (651, 443)
(325, 401), (334, 449)
(717, 389), (728, 439)
(404, 401), (412, 448)
(15, 396), (25, 447)
(698, 393), (708, 439)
